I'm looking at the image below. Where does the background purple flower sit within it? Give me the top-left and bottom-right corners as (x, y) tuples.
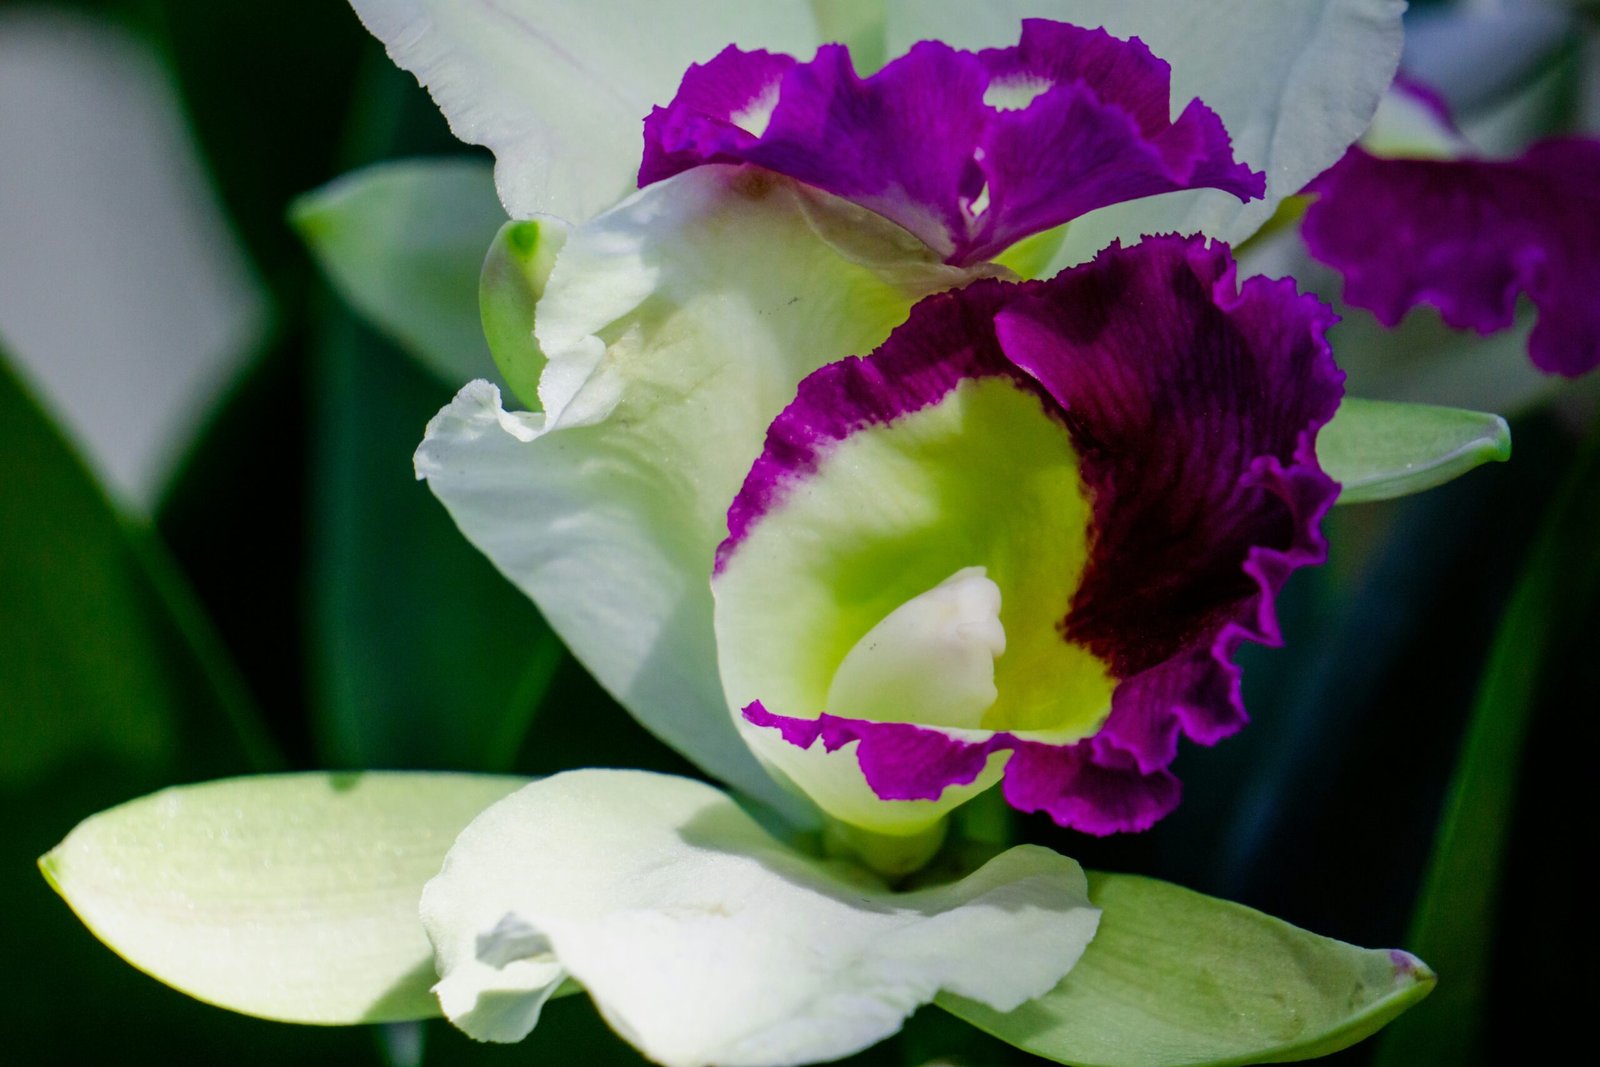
(1304, 133), (1600, 378)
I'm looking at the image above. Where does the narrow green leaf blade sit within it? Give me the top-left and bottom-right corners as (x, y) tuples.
(939, 872), (1434, 1067)
(1373, 422), (1600, 1066)
(41, 772), (527, 1025)
(309, 306), (562, 771)
(0, 344), (275, 786)
(1321, 397), (1511, 504)
(293, 159), (505, 386)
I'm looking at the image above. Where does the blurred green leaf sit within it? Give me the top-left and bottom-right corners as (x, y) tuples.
(294, 159), (506, 387)
(939, 872), (1433, 1067)
(151, 0), (368, 286)
(309, 306), (562, 771)
(41, 771), (527, 1025)
(0, 341), (275, 786)
(1373, 419), (1600, 1067)
(1322, 397), (1511, 504)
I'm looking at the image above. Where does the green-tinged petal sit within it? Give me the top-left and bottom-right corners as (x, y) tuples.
(1361, 83), (1471, 160)
(346, 0), (820, 221)
(810, 0), (887, 73)
(421, 769), (1099, 1067)
(1332, 303), (1558, 416)
(1321, 398), (1512, 504)
(886, 0), (1404, 271)
(41, 772), (526, 1025)
(715, 376), (1109, 835)
(293, 159), (506, 386)
(941, 872), (1434, 1067)
(416, 167), (996, 812)
(480, 218), (566, 409)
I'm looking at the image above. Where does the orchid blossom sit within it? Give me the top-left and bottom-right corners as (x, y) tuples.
(1303, 76), (1600, 377)
(42, 4), (1469, 1066)
(386, 3), (1410, 1060)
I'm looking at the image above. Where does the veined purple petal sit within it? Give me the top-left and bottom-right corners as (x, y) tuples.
(641, 20), (1263, 267)
(994, 240), (1344, 776)
(721, 236), (1342, 834)
(1303, 137), (1600, 377)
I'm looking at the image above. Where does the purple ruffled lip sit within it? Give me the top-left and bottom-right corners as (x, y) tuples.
(640, 19), (1264, 268)
(721, 236), (1343, 835)
(1303, 130), (1600, 377)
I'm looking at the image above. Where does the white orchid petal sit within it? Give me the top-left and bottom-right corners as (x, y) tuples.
(417, 169), (993, 812)
(347, 0), (821, 220)
(421, 770), (1099, 1067)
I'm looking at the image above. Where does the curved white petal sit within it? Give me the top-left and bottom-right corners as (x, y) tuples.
(416, 168), (994, 811)
(421, 770), (1099, 1067)
(886, 0), (1406, 266)
(346, 0), (821, 221)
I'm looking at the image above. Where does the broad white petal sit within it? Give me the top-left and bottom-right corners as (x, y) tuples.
(417, 168), (991, 810)
(886, 0), (1406, 266)
(347, 0), (821, 220)
(421, 769), (1099, 1067)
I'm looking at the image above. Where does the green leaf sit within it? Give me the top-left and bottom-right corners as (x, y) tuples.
(0, 343), (276, 787)
(479, 217), (565, 409)
(294, 159), (506, 386)
(939, 871), (1434, 1067)
(308, 305), (562, 771)
(1373, 420), (1600, 1066)
(1320, 397), (1511, 504)
(40, 772), (527, 1026)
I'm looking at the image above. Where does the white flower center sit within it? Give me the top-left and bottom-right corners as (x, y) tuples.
(825, 566), (1005, 729)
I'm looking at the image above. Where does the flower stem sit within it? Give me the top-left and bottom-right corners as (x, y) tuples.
(822, 817), (948, 881)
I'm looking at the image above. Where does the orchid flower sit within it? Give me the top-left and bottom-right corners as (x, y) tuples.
(1302, 75), (1600, 377)
(44, 3), (1483, 1066)
(384, 0), (1409, 812)
(387, 3), (1421, 1060)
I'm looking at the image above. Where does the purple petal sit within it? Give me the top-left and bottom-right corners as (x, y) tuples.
(728, 236), (1342, 832)
(742, 703), (1179, 836)
(995, 238), (1344, 774)
(641, 20), (1262, 267)
(1302, 137), (1600, 377)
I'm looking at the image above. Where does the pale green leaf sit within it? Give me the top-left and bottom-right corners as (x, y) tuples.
(421, 770), (1098, 1067)
(1320, 398), (1511, 504)
(41, 772), (526, 1025)
(940, 872), (1434, 1067)
(293, 159), (505, 386)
